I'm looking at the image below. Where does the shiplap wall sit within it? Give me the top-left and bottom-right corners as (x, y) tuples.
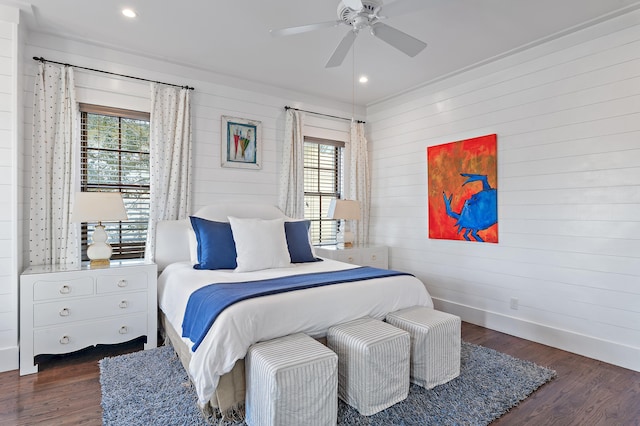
(367, 10), (640, 371)
(0, 5), (21, 372)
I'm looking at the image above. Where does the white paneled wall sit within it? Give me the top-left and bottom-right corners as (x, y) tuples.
(367, 10), (640, 371)
(0, 5), (20, 372)
(0, 22), (13, 345)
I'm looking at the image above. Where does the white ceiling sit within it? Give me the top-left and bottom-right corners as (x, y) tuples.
(13, 0), (640, 105)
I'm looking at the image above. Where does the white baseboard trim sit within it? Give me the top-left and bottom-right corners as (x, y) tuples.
(433, 298), (640, 372)
(0, 346), (18, 373)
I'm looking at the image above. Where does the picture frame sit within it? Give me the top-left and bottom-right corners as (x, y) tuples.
(221, 115), (262, 169)
(427, 134), (498, 243)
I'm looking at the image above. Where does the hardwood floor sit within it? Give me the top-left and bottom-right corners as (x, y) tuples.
(1, 324), (638, 426)
(463, 324), (640, 426)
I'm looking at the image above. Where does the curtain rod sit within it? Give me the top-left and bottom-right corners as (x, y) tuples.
(33, 56), (195, 91)
(284, 106), (365, 124)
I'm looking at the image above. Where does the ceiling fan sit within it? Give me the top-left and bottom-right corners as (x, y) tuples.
(270, 0), (429, 68)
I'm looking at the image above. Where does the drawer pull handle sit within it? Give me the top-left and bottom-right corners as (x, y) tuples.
(347, 256), (354, 262)
(59, 308), (70, 317)
(117, 280), (128, 288)
(119, 300), (128, 309)
(59, 285), (71, 294)
(60, 336), (70, 344)
(119, 326), (128, 334)
(371, 255), (377, 260)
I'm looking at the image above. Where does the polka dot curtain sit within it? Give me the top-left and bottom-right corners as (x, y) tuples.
(347, 121), (370, 246)
(29, 63), (79, 266)
(278, 109), (305, 219)
(145, 83), (192, 261)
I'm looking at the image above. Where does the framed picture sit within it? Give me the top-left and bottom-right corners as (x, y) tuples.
(427, 134), (498, 243)
(221, 116), (262, 169)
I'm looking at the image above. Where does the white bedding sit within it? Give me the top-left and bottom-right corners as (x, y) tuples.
(158, 258), (433, 405)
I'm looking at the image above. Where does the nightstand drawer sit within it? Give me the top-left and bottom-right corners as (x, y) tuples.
(97, 272), (148, 293)
(334, 251), (361, 265)
(33, 291), (148, 327)
(361, 247), (386, 265)
(33, 313), (148, 356)
(33, 277), (94, 301)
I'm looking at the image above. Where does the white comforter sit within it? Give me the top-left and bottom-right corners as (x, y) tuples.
(157, 259), (433, 405)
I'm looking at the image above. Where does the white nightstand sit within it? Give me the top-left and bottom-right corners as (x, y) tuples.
(19, 260), (157, 375)
(314, 245), (388, 269)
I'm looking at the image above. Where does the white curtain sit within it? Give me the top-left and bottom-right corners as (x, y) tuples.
(29, 63), (79, 266)
(145, 83), (192, 261)
(278, 109), (305, 218)
(348, 121), (371, 245)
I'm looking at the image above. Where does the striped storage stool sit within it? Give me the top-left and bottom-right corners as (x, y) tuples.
(245, 333), (338, 426)
(327, 317), (410, 416)
(386, 306), (461, 389)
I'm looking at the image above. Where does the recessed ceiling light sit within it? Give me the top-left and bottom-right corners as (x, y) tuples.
(122, 8), (137, 18)
(359, 75), (369, 84)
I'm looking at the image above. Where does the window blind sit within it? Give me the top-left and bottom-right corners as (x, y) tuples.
(303, 137), (344, 245)
(80, 104), (150, 260)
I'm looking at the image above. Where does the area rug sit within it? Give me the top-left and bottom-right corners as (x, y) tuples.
(100, 341), (556, 425)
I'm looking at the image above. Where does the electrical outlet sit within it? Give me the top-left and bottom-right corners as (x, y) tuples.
(510, 297), (519, 310)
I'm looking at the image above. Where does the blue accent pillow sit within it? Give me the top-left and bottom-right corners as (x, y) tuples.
(284, 220), (319, 263)
(190, 216), (237, 270)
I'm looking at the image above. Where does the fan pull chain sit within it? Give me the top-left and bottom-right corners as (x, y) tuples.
(352, 38), (356, 122)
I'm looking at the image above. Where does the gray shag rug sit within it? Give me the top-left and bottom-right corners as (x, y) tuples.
(100, 341), (555, 425)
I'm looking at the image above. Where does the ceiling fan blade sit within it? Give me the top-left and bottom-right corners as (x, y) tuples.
(270, 20), (341, 37)
(325, 30), (358, 68)
(343, 0), (364, 10)
(371, 22), (426, 57)
(380, 0), (431, 18)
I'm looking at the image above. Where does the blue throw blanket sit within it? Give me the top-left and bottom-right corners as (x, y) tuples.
(182, 266), (411, 351)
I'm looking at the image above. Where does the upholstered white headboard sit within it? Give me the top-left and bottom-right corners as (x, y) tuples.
(154, 203), (287, 272)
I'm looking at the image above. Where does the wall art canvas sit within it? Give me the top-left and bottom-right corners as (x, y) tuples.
(221, 116), (262, 169)
(427, 134), (498, 243)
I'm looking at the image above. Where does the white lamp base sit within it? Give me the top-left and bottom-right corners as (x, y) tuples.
(87, 224), (113, 268)
(337, 230), (354, 248)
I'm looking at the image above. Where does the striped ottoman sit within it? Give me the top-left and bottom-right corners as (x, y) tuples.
(386, 306), (461, 389)
(245, 333), (338, 426)
(327, 317), (410, 416)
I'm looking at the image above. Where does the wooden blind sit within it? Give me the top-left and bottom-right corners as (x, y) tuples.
(303, 137), (344, 245)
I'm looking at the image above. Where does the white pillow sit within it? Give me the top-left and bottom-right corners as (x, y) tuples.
(228, 216), (292, 272)
(188, 225), (198, 265)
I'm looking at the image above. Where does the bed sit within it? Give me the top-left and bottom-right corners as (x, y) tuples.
(155, 203), (433, 420)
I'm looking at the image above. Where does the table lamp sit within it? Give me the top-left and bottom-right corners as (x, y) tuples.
(71, 192), (128, 267)
(328, 199), (360, 248)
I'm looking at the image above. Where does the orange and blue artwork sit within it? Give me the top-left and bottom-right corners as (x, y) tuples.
(427, 134), (498, 243)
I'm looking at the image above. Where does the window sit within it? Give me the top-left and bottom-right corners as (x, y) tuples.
(303, 137), (344, 245)
(80, 104), (150, 260)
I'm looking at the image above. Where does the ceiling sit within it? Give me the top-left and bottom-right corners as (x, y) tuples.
(13, 0), (640, 105)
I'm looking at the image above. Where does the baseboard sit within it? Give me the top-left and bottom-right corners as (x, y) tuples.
(0, 346), (18, 373)
(433, 298), (640, 372)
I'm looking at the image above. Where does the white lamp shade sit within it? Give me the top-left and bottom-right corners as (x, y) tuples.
(328, 199), (360, 220)
(71, 192), (128, 223)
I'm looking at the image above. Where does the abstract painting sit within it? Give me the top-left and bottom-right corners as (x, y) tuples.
(427, 134), (498, 243)
(221, 116), (262, 169)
